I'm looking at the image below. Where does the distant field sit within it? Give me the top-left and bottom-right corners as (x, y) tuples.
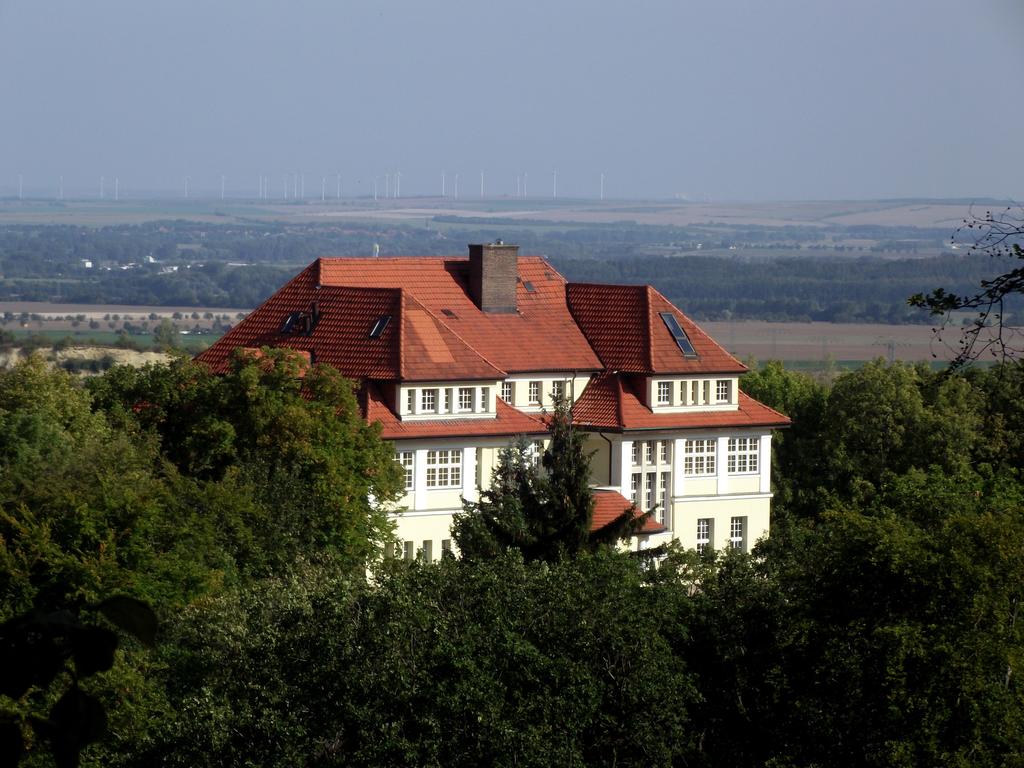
(702, 320), (957, 364)
(0, 196), (993, 230)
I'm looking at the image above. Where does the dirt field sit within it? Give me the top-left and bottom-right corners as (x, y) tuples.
(701, 320), (959, 364)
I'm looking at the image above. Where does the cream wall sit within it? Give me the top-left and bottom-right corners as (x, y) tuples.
(503, 373), (592, 412)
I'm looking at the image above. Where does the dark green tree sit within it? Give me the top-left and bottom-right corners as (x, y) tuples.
(453, 397), (648, 562)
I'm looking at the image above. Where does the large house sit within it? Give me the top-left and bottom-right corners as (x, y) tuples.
(197, 243), (789, 559)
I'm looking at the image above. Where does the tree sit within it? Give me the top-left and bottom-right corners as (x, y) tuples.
(150, 318), (180, 351)
(910, 206), (1024, 368)
(453, 397), (648, 562)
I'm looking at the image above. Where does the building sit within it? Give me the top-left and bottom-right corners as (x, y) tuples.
(197, 243), (789, 558)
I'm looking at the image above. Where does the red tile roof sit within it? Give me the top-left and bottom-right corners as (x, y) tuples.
(590, 489), (666, 535)
(364, 384), (548, 440)
(317, 256), (602, 373)
(566, 283), (747, 374)
(573, 373), (791, 432)
(196, 264), (504, 381)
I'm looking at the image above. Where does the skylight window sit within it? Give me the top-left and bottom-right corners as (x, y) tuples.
(441, 308), (458, 318)
(659, 312), (698, 358)
(523, 281), (536, 293)
(369, 315), (391, 339)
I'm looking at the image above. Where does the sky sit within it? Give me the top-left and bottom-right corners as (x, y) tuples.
(0, 0), (1021, 201)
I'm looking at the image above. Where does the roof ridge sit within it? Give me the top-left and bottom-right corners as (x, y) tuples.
(644, 285), (654, 373)
(398, 289), (407, 380)
(615, 373), (625, 428)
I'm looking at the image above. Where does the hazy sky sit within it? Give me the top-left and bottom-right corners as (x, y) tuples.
(0, 0), (1021, 201)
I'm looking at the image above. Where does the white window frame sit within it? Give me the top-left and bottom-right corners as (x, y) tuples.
(657, 381), (671, 405)
(396, 450), (414, 490)
(696, 518), (712, 554)
(684, 438), (717, 476)
(730, 516), (746, 550)
(501, 381), (513, 403)
(480, 386), (490, 412)
(631, 472), (642, 506)
(425, 449), (462, 488)
(658, 472), (670, 524)
(528, 380), (541, 404)
(660, 440), (671, 464)
(420, 388), (437, 413)
(644, 440), (655, 464)
(406, 388), (415, 413)
(551, 380), (565, 401)
(716, 379), (731, 403)
(631, 442), (640, 466)
(727, 437), (759, 474)
(458, 387), (474, 412)
(645, 471), (656, 510)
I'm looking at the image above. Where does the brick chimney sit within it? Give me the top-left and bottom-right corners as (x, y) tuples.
(468, 241), (519, 313)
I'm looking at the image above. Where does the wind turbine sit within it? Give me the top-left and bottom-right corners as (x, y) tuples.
(59, 175), (63, 201)
(523, 171), (528, 198)
(454, 173), (459, 200)
(321, 175), (326, 202)
(114, 177), (119, 201)
(395, 171), (401, 198)
(600, 172), (605, 201)
(441, 171), (446, 198)
(17, 174), (22, 200)
(336, 172), (341, 199)
(100, 176), (105, 199)
(221, 174), (226, 200)
(552, 170), (557, 200)
(480, 170), (484, 198)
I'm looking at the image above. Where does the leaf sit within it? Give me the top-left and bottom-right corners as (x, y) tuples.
(0, 719), (25, 767)
(47, 688), (107, 768)
(95, 596), (158, 648)
(70, 627), (118, 678)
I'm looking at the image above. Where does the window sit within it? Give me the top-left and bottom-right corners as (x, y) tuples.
(730, 516), (746, 550)
(531, 440), (544, 467)
(659, 311), (698, 357)
(645, 472), (656, 510)
(443, 388), (452, 412)
(684, 439), (717, 476)
(645, 441), (655, 464)
(421, 540), (433, 562)
(657, 381), (671, 405)
(421, 388), (437, 413)
(716, 379), (731, 403)
(426, 449), (462, 488)
(631, 472), (642, 505)
(658, 472), (670, 524)
(406, 388), (415, 413)
(368, 315), (391, 338)
(703, 380), (711, 404)
(481, 387), (489, 411)
(528, 380), (541, 404)
(441, 539), (453, 557)
(403, 540), (415, 561)
(727, 437), (759, 474)
(396, 451), (414, 490)
(631, 442), (640, 466)
(660, 440), (672, 464)
(458, 387), (474, 411)
(680, 380), (688, 404)
(501, 381), (513, 402)
(691, 380), (700, 404)
(551, 380), (565, 401)
(696, 519), (712, 554)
